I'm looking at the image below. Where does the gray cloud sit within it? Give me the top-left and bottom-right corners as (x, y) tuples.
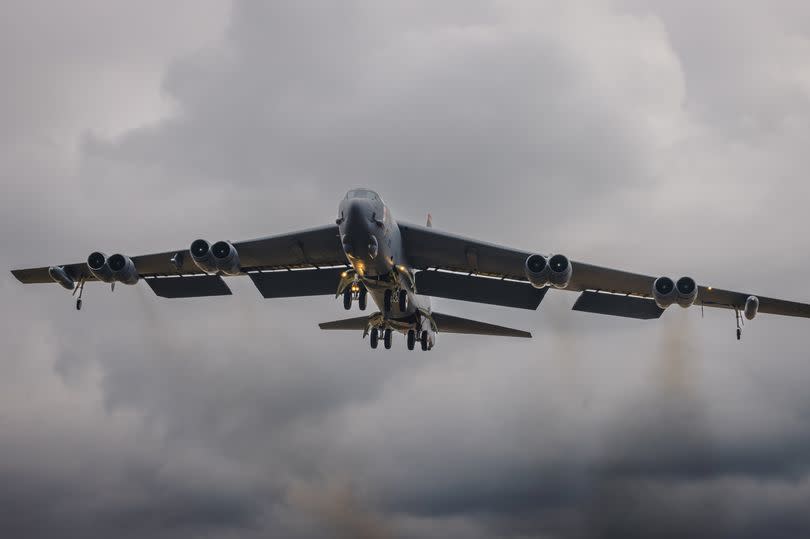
(3, 1), (810, 538)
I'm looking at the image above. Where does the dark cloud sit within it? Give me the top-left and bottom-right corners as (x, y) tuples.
(3, 1), (810, 538)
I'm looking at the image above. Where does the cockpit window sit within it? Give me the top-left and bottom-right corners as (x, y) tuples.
(346, 189), (379, 200)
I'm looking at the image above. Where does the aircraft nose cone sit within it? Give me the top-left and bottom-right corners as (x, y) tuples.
(344, 199), (372, 233)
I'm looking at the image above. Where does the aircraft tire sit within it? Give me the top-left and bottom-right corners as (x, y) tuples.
(370, 328), (379, 349)
(398, 289), (407, 312)
(383, 289), (392, 312)
(358, 287), (367, 311)
(420, 331), (428, 351)
(384, 328), (392, 349)
(407, 330), (415, 350)
(343, 288), (352, 310)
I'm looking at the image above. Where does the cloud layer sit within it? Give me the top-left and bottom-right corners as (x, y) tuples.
(3, 1), (810, 537)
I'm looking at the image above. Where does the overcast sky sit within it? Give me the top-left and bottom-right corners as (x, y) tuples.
(3, 1), (810, 537)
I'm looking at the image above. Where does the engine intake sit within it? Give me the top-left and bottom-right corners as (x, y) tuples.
(108, 254), (139, 285)
(675, 276), (697, 308)
(548, 254), (572, 289)
(190, 239), (217, 274)
(653, 276), (677, 309)
(524, 254), (571, 289)
(211, 240), (241, 275)
(87, 251), (114, 282)
(525, 254), (550, 288)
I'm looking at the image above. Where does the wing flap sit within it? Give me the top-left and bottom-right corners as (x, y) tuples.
(416, 270), (547, 310)
(144, 275), (232, 298)
(431, 312), (531, 338)
(249, 268), (346, 298)
(572, 291), (664, 320)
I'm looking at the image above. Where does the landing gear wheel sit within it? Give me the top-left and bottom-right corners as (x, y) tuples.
(358, 286), (367, 311)
(370, 328), (379, 349)
(398, 289), (407, 312)
(384, 328), (392, 349)
(76, 299), (82, 311)
(737, 328), (742, 341)
(343, 288), (352, 310)
(407, 330), (415, 350)
(383, 289), (392, 312)
(420, 331), (428, 351)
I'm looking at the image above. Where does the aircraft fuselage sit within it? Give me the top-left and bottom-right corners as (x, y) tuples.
(337, 189), (433, 343)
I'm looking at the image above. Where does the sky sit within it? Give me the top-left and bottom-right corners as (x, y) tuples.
(2, 1), (810, 537)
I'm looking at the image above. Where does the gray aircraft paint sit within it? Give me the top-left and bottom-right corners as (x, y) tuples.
(337, 188), (435, 346)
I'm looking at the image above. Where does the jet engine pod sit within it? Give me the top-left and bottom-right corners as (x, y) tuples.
(190, 239), (217, 274)
(524, 254), (550, 288)
(675, 276), (698, 308)
(212, 240), (241, 275)
(744, 295), (759, 320)
(108, 254), (139, 285)
(87, 251), (114, 282)
(48, 266), (75, 290)
(653, 276), (677, 309)
(548, 254), (572, 289)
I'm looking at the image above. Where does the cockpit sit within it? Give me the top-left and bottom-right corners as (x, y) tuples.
(345, 189), (381, 202)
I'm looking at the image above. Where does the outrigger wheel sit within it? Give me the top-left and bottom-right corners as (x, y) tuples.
(370, 327), (379, 349)
(398, 289), (407, 312)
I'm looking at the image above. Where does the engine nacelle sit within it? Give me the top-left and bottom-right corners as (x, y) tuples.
(48, 266), (75, 290)
(524, 254), (550, 288)
(653, 276), (677, 309)
(87, 252), (115, 283)
(211, 240), (241, 275)
(744, 295), (759, 320)
(108, 254), (139, 285)
(675, 276), (698, 308)
(548, 254), (572, 289)
(190, 239), (218, 274)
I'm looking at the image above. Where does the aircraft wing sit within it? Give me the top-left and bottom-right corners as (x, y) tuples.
(399, 222), (810, 319)
(11, 225), (348, 298)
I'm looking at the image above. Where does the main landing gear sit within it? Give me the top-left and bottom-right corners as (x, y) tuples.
(369, 328), (428, 351)
(382, 289), (408, 313)
(369, 328), (393, 349)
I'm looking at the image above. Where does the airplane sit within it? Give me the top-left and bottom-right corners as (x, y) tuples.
(11, 188), (810, 349)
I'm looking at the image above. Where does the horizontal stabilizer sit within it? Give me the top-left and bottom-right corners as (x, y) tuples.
(144, 275), (232, 298)
(431, 312), (531, 338)
(572, 291), (664, 320)
(250, 268), (345, 298)
(318, 315), (370, 330)
(416, 270), (547, 310)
